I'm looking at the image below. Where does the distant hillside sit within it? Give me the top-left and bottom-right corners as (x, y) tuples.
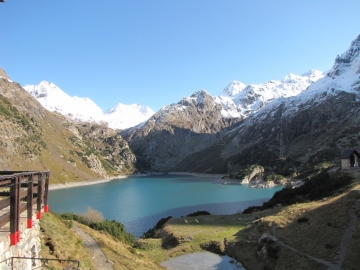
(0, 69), (137, 183)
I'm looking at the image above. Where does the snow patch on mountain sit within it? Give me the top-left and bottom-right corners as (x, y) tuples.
(23, 81), (155, 129)
(104, 103), (154, 130)
(221, 81), (247, 97)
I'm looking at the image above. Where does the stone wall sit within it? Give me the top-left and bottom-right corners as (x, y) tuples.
(0, 219), (41, 270)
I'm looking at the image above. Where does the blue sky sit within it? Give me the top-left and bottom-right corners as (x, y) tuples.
(1, 1), (360, 112)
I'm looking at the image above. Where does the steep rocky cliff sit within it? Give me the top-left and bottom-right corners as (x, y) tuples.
(0, 69), (136, 183)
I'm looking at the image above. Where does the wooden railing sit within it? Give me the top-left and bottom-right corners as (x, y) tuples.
(0, 171), (50, 245)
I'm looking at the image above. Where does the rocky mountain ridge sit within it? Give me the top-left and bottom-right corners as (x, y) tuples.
(173, 34), (360, 174)
(217, 69), (324, 118)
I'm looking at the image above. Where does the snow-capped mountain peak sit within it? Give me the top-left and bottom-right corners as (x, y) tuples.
(327, 34), (360, 79)
(25, 80), (65, 99)
(301, 69), (324, 79)
(24, 81), (155, 130)
(214, 70), (324, 119)
(24, 81), (104, 123)
(105, 103), (154, 116)
(104, 103), (155, 130)
(305, 35), (360, 98)
(255, 34), (360, 120)
(221, 81), (247, 97)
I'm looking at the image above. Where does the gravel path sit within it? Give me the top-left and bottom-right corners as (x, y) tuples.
(72, 225), (114, 270)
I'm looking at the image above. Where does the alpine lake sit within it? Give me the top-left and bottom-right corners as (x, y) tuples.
(48, 174), (282, 238)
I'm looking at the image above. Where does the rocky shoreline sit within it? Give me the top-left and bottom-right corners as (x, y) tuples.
(168, 172), (225, 178)
(217, 177), (305, 189)
(216, 178), (281, 188)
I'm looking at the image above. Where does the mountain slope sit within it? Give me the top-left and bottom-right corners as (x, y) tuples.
(120, 70), (324, 172)
(24, 81), (155, 130)
(0, 70), (137, 183)
(174, 34), (360, 174)
(121, 90), (240, 172)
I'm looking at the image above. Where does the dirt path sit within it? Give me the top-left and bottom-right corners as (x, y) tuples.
(72, 225), (114, 270)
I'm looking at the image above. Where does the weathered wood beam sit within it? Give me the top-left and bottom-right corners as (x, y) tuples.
(0, 197), (10, 210)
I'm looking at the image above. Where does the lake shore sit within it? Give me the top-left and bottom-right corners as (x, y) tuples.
(49, 172), (225, 190)
(49, 176), (129, 190)
(167, 172), (225, 178)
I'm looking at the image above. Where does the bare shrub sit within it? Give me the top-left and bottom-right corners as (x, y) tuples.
(81, 207), (104, 225)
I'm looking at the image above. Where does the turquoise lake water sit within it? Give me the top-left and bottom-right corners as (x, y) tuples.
(48, 175), (282, 238)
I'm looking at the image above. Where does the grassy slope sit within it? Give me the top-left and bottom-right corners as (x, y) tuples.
(40, 212), (163, 270)
(39, 212), (95, 269)
(34, 112), (105, 183)
(226, 186), (360, 270)
(139, 182), (360, 270)
(137, 214), (250, 263)
(76, 222), (163, 270)
(37, 172), (360, 269)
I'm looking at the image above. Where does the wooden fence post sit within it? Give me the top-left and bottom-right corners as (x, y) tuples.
(27, 174), (33, 228)
(16, 175), (21, 243)
(9, 176), (19, 245)
(36, 173), (43, 220)
(44, 172), (49, 213)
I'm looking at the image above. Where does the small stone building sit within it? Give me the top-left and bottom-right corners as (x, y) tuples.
(340, 149), (360, 169)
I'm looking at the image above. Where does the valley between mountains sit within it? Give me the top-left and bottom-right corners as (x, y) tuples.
(1, 35), (360, 185)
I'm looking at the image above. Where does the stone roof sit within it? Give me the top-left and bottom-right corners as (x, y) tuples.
(340, 149), (360, 159)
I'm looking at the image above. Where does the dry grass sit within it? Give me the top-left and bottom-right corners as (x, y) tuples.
(227, 238), (328, 270)
(40, 212), (94, 269)
(225, 184), (360, 269)
(272, 191), (357, 262)
(76, 222), (163, 270)
(166, 214), (249, 243)
(342, 191), (360, 270)
(138, 213), (250, 263)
